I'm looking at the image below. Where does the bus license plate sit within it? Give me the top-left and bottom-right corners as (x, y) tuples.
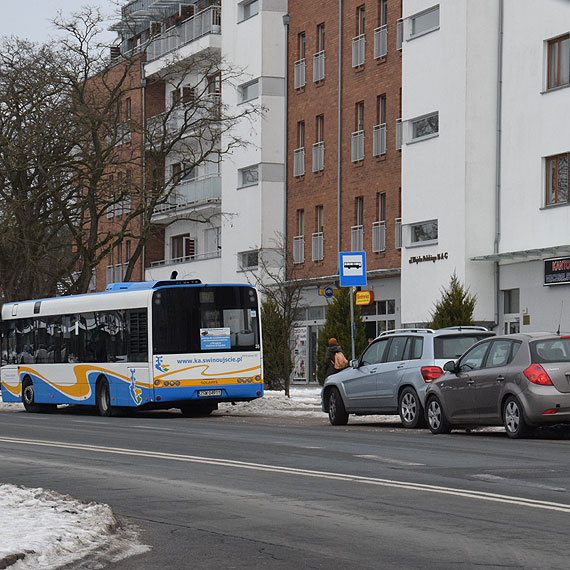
(199, 389), (221, 397)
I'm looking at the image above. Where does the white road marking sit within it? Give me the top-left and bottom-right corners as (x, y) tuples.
(1, 436), (570, 513)
(354, 454), (424, 466)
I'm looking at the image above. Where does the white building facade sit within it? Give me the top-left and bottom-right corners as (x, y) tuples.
(400, 0), (570, 332)
(116, 0), (287, 286)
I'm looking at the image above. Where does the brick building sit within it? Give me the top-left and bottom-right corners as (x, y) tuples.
(286, 0), (403, 382)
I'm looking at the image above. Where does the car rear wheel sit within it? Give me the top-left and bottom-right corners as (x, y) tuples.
(327, 387), (349, 426)
(503, 396), (530, 439)
(426, 396), (451, 434)
(399, 387), (426, 429)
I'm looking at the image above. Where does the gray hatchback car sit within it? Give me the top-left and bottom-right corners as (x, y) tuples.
(425, 332), (570, 438)
(321, 327), (494, 427)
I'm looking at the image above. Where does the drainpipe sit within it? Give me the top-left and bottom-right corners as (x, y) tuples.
(337, 0), (343, 274)
(141, 62), (147, 281)
(493, 0), (504, 329)
(283, 14), (290, 278)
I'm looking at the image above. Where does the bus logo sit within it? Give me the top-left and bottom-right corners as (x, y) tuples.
(154, 356), (170, 373)
(129, 369), (142, 405)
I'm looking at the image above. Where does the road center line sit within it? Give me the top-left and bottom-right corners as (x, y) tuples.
(1, 436), (570, 513)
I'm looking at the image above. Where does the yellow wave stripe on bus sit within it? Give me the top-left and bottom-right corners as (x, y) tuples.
(154, 364), (261, 382)
(1, 382), (20, 397)
(73, 365), (153, 389)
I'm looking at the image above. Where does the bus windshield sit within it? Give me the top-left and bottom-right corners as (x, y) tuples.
(152, 286), (260, 354)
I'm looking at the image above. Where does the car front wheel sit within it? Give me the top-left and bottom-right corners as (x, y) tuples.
(426, 396), (451, 434)
(399, 387), (426, 429)
(327, 387), (349, 426)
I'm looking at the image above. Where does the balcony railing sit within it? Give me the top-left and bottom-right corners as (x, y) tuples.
(150, 250), (221, 268)
(293, 147), (305, 177)
(372, 221), (386, 252)
(395, 217), (402, 249)
(397, 19), (404, 51)
(312, 141), (325, 172)
(352, 34), (366, 67)
(373, 123), (387, 157)
(396, 118), (403, 150)
(294, 58), (306, 89)
(312, 232), (324, 261)
(351, 130), (365, 162)
(154, 175), (221, 214)
(313, 50), (325, 82)
(374, 25), (388, 59)
(147, 6), (221, 62)
(293, 235), (305, 264)
(351, 225), (364, 251)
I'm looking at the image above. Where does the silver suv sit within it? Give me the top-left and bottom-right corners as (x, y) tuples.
(321, 327), (494, 427)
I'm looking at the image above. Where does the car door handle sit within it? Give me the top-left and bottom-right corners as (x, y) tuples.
(467, 379), (475, 385)
(397, 364), (406, 369)
(496, 375), (505, 382)
(369, 368), (377, 374)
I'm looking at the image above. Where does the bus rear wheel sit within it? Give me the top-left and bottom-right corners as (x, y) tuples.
(96, 378), (114, 417)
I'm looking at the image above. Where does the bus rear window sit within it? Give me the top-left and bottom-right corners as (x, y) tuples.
(434, 334), (494, 360)
(530, 338), (570, 363)
(152, 286), (260, 354)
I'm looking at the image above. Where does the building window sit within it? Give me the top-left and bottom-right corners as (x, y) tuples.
(239, 0), (259, 22)
(546, 153), (569, 205)
(503, 289), (520, 314)
(408, 5), (440, 40)
(239, 165), (259, 187)
(547, 34), (570, 90)
(293, 209), (305, 264)
(410, 112), (439, 141)
(240, 79), (259, 103)
(317, 23), (325, 52)
(299, 31), (306, 59)
(313, 115), (325, 172)
(377, 0), (388, 26)
(294, 121), (306, 177)
(315, 205), (324, 233)
(409, 220), (438, 245)
(314, 24), (326, 82)
(312, 205), (324, 262)
(352, 197), (364, 251)
(208, 72), (221, 95)
(353, 5), (366, 67)
(239, 250), (259, 270)
(182, 86), (196, 105)
(357, 5), (366, 35)
(377, 192), (386, 222)
(171, 234), (196, 261)
(295, 32), (307, 89)
(297, 209), (305, 236)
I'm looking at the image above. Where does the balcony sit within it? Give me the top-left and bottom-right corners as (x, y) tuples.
(351, 225), (364, 251)
(312, 232), (324, 261)
(395, 217), (402, 249)
(397, 19), (404, 51)
(294, 58), (306, 89)
(352, 34), (366, 67)
(149, 250), (221, 268)
(351, 130), (365, 162)
(293, 147), (305, 177)
(146, 6), (221, 62)
(313, 51), (325, 82)
(374, 25), (388, 59)
(312, 141), (324, 172)
(396, 118), (403, 150)
(372, 221), (386, 252)
(293, 235), (305, 264)
(152, 174), (221, 221)
(373, 123), (387, 157)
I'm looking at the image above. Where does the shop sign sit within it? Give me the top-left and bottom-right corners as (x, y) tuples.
(409, 252), (449, 264)
(544, 257), (570, 286)
(355, 291), (375, 306)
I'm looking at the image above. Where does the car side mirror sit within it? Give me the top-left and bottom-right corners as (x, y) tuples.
(350, 359), (359, 369)
(443, 360), (457, 373)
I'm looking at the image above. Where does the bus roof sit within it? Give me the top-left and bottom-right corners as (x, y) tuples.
(1, 280), (257, 320)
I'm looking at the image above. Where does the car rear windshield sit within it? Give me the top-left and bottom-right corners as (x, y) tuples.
(434, 334), (494, 360)
(530, 338), (570, 363)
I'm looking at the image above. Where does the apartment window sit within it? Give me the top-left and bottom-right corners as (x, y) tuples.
(377, 94), (387, 125)
(410, 112), (439, 141)
(294, 121), (306, 177)
(546, 153), (569, 205)
(357, 5), (366, 35)
(124, 97), (131, 121)
(352, 197), (364, 251)
(377, 192), (386, 222)
(172, 162), (182, 185)
(182, 86), (196, 105)
(171, 234), (196, 261)
(313, 205), (324, 261)
(297, 120), (305, 148)
(315, 205), (324, 233)
(295, 32), (307, 89)
(355, 101), (365, 132)
(317, 23), (325, 52)
(240, 0), (259, 22)
(239, 164), (259, 187)
(547, 34), (570, 90)
(208, 72), (221, 95)
(353, 5), (366, 67)
(409, 5), (440, 39)
(409, 220), (438, 244)
(297, 209), (305, 236)
(171, 88), (181, 108)
(352, 102), (365, 161)
(299, 32), (306, 59)
(314, 24), (326, 82)
(239, 250), (259, 270)
(313, 115), (325, 172)
(504, 289), (520, 314)
(355, 197), (364, 226)
(378, 0), (388, 26)
(240, 79), (259, 103)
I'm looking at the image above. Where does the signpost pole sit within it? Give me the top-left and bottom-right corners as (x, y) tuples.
(350, 286), (355, 360)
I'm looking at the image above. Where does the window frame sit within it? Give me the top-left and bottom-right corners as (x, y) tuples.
(239, 0), (259, 23)
(239, 79), (259, 103)
(408, 219), (438, 246)
(545, 153), (569, 206)
(547, 34), (570, 90)
(409, 111), (439, 142)
(408, 5), (440, 41)
(238, 164), (259, 188)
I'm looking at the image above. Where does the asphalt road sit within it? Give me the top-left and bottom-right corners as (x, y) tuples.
(1, 407), (570, 570)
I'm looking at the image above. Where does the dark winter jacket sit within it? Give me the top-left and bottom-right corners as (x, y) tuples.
(325, 343), (346, 378)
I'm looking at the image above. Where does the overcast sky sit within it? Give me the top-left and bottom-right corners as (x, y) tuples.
(0, 0), (121, 44)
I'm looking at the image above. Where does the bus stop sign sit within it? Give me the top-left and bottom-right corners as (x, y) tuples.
(339, 251), (367, 287)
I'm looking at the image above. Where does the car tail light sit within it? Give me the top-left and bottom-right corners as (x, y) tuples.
(421, 366), (444, 383)
(523, 364), (553, 386)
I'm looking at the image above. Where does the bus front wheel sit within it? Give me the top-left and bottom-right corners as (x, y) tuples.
(22, 378), (41, 413)
(96, 378), (114, 417)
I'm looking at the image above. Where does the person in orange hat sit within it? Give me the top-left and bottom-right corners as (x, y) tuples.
(324, 338), (348, 378)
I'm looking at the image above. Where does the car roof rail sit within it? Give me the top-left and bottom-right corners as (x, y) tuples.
(379, 328), (435, 336)
(436, 326), (489, 332)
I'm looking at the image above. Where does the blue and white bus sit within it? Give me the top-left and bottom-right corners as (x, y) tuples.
(0, 280), (263, 416)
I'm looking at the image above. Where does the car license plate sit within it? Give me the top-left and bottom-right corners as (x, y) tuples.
(199, 389), (221, 397)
